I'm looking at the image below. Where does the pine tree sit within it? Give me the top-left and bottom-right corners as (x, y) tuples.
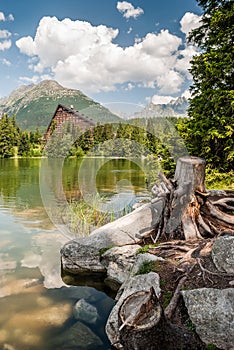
(179, 0), (234, 171)
(0, 114), (19, 157)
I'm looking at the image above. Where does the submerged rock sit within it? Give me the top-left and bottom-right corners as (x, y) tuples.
(73, 298), (99, 324)
(182, 288), (234, 350)
(52, 321), (103, 349)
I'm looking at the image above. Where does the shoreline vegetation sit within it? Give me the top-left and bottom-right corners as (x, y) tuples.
(0, 114), (233, 191)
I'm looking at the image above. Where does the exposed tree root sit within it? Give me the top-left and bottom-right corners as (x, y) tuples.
(148, 157), (234, 243)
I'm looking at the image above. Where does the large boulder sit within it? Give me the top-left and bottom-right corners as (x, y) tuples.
(212, 236), (234, 274)
(105, 272), (161, 348)
(182, 288), (234, 350)
(61, 241), (106, 275)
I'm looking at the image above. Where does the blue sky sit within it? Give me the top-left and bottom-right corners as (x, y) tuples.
(0, 0), (202, 110)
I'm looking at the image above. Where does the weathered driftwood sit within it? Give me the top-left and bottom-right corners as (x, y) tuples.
(149, 156), (234, 242)
(118, 287), (205, 350)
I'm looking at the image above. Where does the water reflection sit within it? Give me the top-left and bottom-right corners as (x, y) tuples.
(0, 158), (148, 349)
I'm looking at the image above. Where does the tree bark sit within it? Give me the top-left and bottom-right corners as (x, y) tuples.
(118, 288), (205, 350)
(149, 156), (234, 242)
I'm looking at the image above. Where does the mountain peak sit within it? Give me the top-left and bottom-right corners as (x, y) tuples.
(134, 96), (188, 119)
(0, 80), (119, 130)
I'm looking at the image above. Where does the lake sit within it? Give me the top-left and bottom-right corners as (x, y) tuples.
(0, 157), (150, 350)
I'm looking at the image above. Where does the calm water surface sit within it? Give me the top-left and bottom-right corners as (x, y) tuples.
(0, 158), (149, 350)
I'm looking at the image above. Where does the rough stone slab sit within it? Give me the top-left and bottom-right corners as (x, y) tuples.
(105, 272), (161, 347)
(212, 236), (234, 274)
(101, 245), (141, 289)
(182, 288), (234, 350)
(61, 241), (105, 274)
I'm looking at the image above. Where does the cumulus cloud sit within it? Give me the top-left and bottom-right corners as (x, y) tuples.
(0, 12), (13, 51)
(181, 90), (191, 99)
(180, 12), (201, 36)
(19, 75), (41, 84)
(16, 14), (199, 95)
(0, 12), (5, 21)
(0, 40), (11, 51)
(0, 11), (14, 22)
(0, 30), (11, 39)
(117, 1), (144, 19)
(151, 95), (176, 105)
(8, 14), (14, 21)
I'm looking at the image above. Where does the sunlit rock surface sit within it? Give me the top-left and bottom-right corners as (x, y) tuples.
(182, 288), (234, 350)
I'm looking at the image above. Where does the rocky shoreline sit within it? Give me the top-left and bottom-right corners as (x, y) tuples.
(60, 157), (234, 349)
(61, 211), (234, 350)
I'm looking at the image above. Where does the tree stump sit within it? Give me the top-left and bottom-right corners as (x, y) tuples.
(118, 287), (205, 350)
(170, 156), (206, 240)
(150, 156), (234, 241)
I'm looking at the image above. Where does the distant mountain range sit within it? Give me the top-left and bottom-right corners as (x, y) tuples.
(0, 80), (120, 131)
(0, 80), (189, 131)
(134, 97), (188, 119)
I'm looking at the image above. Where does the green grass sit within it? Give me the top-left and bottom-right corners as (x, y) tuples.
(186, 318), (196, 332)
(135, 260), (157, 275)
(162, 291), (173, 309)
(136, 243), (159, 255)
(99, 246), (115, 256)
(206, 344), (218, 350)
(50, 196), (115, 237)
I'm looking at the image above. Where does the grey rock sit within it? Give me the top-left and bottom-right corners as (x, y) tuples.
(52, 321), (103, 349)
(130, 253), (164, 276)
(101, 244), (141, 290)
(105, 272), (161, 347)
(73, 299), (98, 324)
(212, 236), (234, 274)
(61, 240), (105, 274)
(182, 288), (234, 350)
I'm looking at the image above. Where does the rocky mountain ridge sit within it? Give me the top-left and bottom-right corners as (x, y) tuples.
(0, 80), (119, 130)
(134, 96), (188, 119)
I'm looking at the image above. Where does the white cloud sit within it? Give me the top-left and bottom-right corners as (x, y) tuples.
(16, 36), (36, 56)
(0, 40), (11, 51)
(180, 12), (201, 36)
(15, 15), (198, 95)
(0, 30), (11, 39)
(19, 75), (41, 84)
(0, 12), (5, 21)
(117, 1), (144, 19)
(151, 95), (176, 105)
(1, 58), (11, 66)
(125, 82), (135, 90)
(181, 90), (191, 99)
(8, 14), (14, 21)
(175, 44), (199, 78)
(127, 27), (133, 34)
(157, 70), (184, 94)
